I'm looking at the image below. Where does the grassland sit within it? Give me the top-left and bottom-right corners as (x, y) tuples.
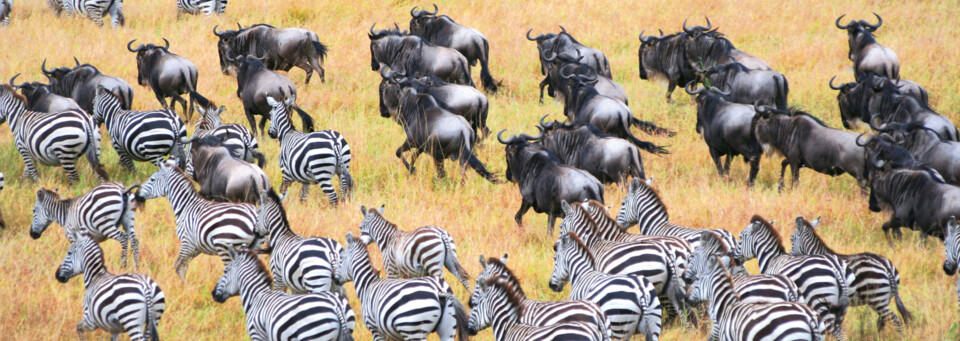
(0, 0), (958, 339)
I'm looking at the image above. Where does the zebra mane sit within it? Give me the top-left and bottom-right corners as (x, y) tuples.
(711, 255), (741, 301)
(750, 215), (785, 253)
(797, 217), (835, 254)
(99, 87), (125, 106)
(168, 163), (202, 188)
(263, 188), (290, 229)
(484, 275), (525, 317)
(367, 208), (399, 232)
(237, 247), (274, 286)
(583, 200), (614, 225)
(484, 258), (525, 298)
(700, 230), (729, 254)
(565, 231), (596, 266)
(1, 84), (28, 105)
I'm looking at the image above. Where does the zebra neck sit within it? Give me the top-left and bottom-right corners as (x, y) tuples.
(164, 172), (204, 213)
(708, 270), (739, 322)
(273, 111), (296, 139)
(238, 274), (271, 312)
(368, 218), (399, 247)
(755, 240), (786, 272)
(2, 106), (26, 131)
(490, 294), (520, 337)
(568, 256), (597, 286)
(49, 199), (72, 225)
(82, 256), (108, 290)
(269, 218), (299, 248)
(350, 256), (380, 298)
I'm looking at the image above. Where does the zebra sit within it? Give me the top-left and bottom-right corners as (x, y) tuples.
(790, 216), (912, 332)
(945, 216), (960, 312)
(254, 188), (345, 295)
(31, 182), (140, 268)
(138, 159), (262, 280)
(93, 86), (188, 172)
(212, 246), (356, 341)
(686, 253), (826, 341)
(468, 275), (607, 341)
(191, 94), (264, 167)
(0, 172), (4, 229)
(60, 0), (125, 27)
(266, 96), (352, 205)
(0, 84), (108, 184)
(472, 255), (612, 338)
(1, 0), (10, 26)
(47, 0), (62, 15)
(176, 0), (226, 16)
(335, 232), (469, 341)
(358, 205), (470, 290)
(550, 231), (663, 341)
(738, 215), (855, 341)
(56, 231), (165, 341)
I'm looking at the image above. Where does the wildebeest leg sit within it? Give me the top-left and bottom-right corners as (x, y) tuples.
(514, 202), (532, 229)
(777, 160), (789, 193)
(302, 64), (314, 84)
(723, 155), (733, 174)
(665, 81), (676, 103)
(709, 148), (725, 177)
(395, 141), (415, 173)
(172, 93), (189, 121)
(538, 78), (550, 104)
(790, 163), (801, 189)
(747, 157), (760, 188)
(155, 92), (169, 111)
(434, 157), (446, 179)
(306, 56), (325, 83)
(245, 109), (258, 137)
(258, 116), (269, 139)
(881, 219), (904, 244)
(547, 214), (557, 235)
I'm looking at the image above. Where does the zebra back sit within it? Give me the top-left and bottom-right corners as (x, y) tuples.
(688, 230), (799, 305)
(616, 178), (669, 230)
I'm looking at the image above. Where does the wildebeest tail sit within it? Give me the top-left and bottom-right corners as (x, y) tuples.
(83, 118), (110, 182)
(631, 117), (676, 137)
(312, 41), (328, 63)
(629, 145), (645, 180)
(476, 39), (498, 93)
(252, 150), (266, 169)
(775, 74), (789, 110)
(189, 91), (211, 109)
(890, 266), (912, 325)
(626, 131), (669, 155)
(290, 105), (315, 132)
(466, 152), (497, 183)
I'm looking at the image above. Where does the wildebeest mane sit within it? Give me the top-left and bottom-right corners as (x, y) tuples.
(508, 143), (563, 186)
(687, 33), (737, 67)
(49, 65), (100, 97)
(703, 62), (749, 88)
(642, 33), (690, 79)
(543, 124), (604, 165)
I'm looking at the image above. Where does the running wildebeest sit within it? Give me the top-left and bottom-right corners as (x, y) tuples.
(836, 13), (899, 81)
(685, 83), (762, 186)
(369, 24), (474, 87)
(869, 167), (959, 240)
(526, 26), (611, 78)
(638, 30), (697, 102)
(214, 23), (328, 84)
(537, 115), (646, 185)
(540, 48), (628, 105)
(379, 70), (489, 139)
(229, 54), (311, 137)
(868, 121), (960, 185)
(128, 38), (199, 120)
(693, 63), (788, 109)
(830, 74), (928, 129)
(409, 4), (498, 93)
(498, 128), (604, 234)
(868, 85), (958, 141)
(43, 58), (133, 114)
(185, 135), (271, 204)
(682, 18), (772, 71)
(9, 74), (81, 113)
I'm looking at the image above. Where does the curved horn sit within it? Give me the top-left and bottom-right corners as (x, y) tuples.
(213, 25), (224, 37)
(683, 19), (692, 34)
(835, 14), (850, 29)
(162, 38), (170, 49)
(703, 17), (712, 31)
(9, 74), (21, 88)
(527, 29), (547, 41)
(855, 133), (875, 147)
(559, 64), (575, 79)
(864, 12), (882, 30)
(127, 39), (143, 52)
(869, 117), (890, 132)
(639, 30), (656, 44)
(73, 57), (80, 67)
(369, 23), (377, 36)
(41, 59), (53, 74)
(426, 4), (438, 15)
(541, 48), (557, 62)
(539, 114), (556, 129)
(497, 129), (516, 144)
(828, 75), (847, 90)
(684, 80), (704, 95)
(519, 126), (544, 141)
(559, 25), (567, 34)
(237, 22), (243, 30)
(410, 6), (419, 17)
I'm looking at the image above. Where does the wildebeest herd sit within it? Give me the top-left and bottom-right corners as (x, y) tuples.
(1, 1), (959, 340)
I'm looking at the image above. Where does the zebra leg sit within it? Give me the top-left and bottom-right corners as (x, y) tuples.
(279, 178), (293, 200)
(116, 232), (129, 269)
(60, 154), (80, 184)
(174, 244), (199, 282)
(129, 228), (140, 271)
(338, 165), (353, 201)
(110, 333), (119, 341)
(17, 148), (40, 182)
(316, 173), (340, 207)
(76, 314), (97, 340)
(115, 143), (137, 172)
(299, 183), (310, 203)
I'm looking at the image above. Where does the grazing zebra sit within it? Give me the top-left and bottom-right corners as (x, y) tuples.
(60, 0), (125, 27)
(469, 275), (607, 341)
(212, 246), (356, 341)
(56, 231), (165, 341)
(0, 84), (108, 184)
(686, 254), (826, 341)
(266, 96), (352, 205)
(358, 205), (470, 290)
(738, 215), (855, 341)
(93, 87), (188, 172)
(472, 255), (612, 337)
(335, 232), (469, 341)
(46, 0), (62, 15)
(254, 189), (345, 295)
(138, 159), (262, 280)
(551, 231), (662, 341)
(176, 0), (226, 16)
(31, 183), (140, 268)
(945, 217), (960, 312)
(790, 216), (912, 332)
(191, 94), (264, 167)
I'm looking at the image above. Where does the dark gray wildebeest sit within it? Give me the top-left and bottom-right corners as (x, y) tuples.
(190, 91), (265, 167)
(694, 63), (788, 110)
(638, 30), (697, 102)
(836, 13), (899, 81)
(539, 48), (628, 106)
(43, 58), (133, 114)
(409, 4), (499, 93)
(368, 25), (473, 87)
(9, 74), (81, 112)
(214, 23), (328, 84)
(185, 135), (271, 204)
(686, 83), (763, 186)
(830, 73), (928, 129)
(868, 121), (960, 185)
(230, 54), (312, 137)
(868, 167), (959, 240)
(1, 0), (11, 26)
(868, 84), (958, 141)
(751, 105), (866, 192)
(558, 67), (670, 155)
(526, 26), (611, 78)
(498, 128), (604, 234)
(681, 18), (772, 71)
(128, 38), (199, 121)
(379, 70), (489, 139)
(389, 82), (496, 183)
(537, 115), (646, 185)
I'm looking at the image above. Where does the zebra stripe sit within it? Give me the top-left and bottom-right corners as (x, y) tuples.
(358, 205), (470, 290)
(60, 0), (124, 27)
(0, 172), (4, 229)
(336, 232), (469, 341)
(176, 0), (226, 15)
(790, 216), (912, 332)
(686, 254), (825, 341)
(138, 159), (262, 280)
(94, 87), (188, 171)
(56, 232), (164, 341)
(213, 247), (355, 341)
(192, 105), (262, 166)
(551, 231), (662, 341)
(1, 0), (10, 26)
(266, 97), (352, 205)
(945, 217), (960, 313)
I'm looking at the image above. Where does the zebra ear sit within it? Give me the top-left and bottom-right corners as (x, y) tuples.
(630, 178), (641, 192)
(36, 189), (45, 200)
(266, 96), (279, 107)
(345, 232), (357, 244)
(500, 253), (508, 264)
(478, 255), (485, 267)
(360, 205), (367, 215)
(217, 105), (227, 115)
(378, 205), (385, 214)
(645, 176), (654, 186)
(948, 217), (959, 235)
(284, 96), (296, 107)
(719, 255), (732, 268)
(560, 200), (573, 215)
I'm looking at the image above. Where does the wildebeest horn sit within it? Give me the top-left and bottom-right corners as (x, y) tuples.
(519, 126), (544, 141)
(828, 75), (844, 90)
(541, 49), (557, 62)
(559, 64), (575, 79)
(864, 13), (882, 31)
(497, 129), (516, 144)
(526, 29), (546, 41)
(73, 57), (80, 66)
(684, 81), (704, 95)
(539, 115), (555, 129)
(162, 38), (170, 49)
(213, 25), (225, 37)
(237, 22), (243, 30)
(127, 39), (144, 52)
(703, 17), (712, 31)
(855, 133), (875, 147)
(869, 117), (889, 131)
(682, 19), (692, 34)
(41, 59), (53, 74)
(835, 14), (850, 29)
(559, 25), (567, 34)
(639, 30), (656, 44)
(410, 6), (419, 17)
(369, 23), (377, 36)
(9, 74), (22, 88)
(426, 4), (438, 15)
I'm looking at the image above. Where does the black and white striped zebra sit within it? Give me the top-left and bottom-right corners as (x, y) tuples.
(176, 0), (226, 16)
(266, 96), (352, 205)
(1, 0), (11, 26)
(0, 172), (5, 229)
(686, 254), (826, 341)
(945, 216), (960, 312)
(60, 0), (124, 27)
(31, 182), (140, 268)
(468, 275), (607, 341)
(46, 0), (63, 15)
(790, 216), (912, 332)
(358, 205), (470, 290)
(336, 232), (469, 341)
(212, 246), (356, 341)
(551, 231), (662, 341)
(254, 189), (345, 295)
(56, 231), (165, 341)
(138, 159), (262, 280)
(94, 87), (188, 172)
(0, 84), (108, 184)
(192, 98), (264, 167)
(738, 215), (855, 341)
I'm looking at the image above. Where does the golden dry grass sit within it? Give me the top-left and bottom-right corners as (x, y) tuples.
(0, 0), (958, 339)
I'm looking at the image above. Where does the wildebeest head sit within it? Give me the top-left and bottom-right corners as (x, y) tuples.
(127, 38), (171, 86)
(408, 4), (439, 33)
(829, 75), (863, 128)
(9, 74), (54, 108)
(213, 24), (275, 75)
(497, 128), (545, 183)
(682, 19), (734, 70)
(230, 54), (268, 93)
(40, 59), (74, 85)
(637, 29), (692, 86)
(368, 23), (410, 71)
(685, 81), (731, 133)
(836, 13), (882, 60)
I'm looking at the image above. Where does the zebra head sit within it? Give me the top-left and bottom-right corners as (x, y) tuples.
(471, 254), (508, 308)
(139, 159), (179, 200)
(30, 188), (59, 240)
(617, 179), (643, 228)
(357, 205), (385, 245)
(213, 245), (266, 303)
(265, 96), (296, 139)
(549, 233), (575, 292)
(0, 84), (27, 124)
(789, 216), (819, 256)
(944, 216), (960, 276)
(467, 275), (502, 335)
(56, 230), (97, 283)
(737, 219), (764, 262)
(686, 254), (732, 306)
(335, 232), (364, 285)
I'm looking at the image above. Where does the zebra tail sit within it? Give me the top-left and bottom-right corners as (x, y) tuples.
(84, 119), (110, 182)
(336, 296), (354, 341)
(664, 253), (687, 317)
(891, 268), (913, 325)
(631, 117), (676, 137)
(441, 291), (470, 341)
(440, 231), (471, 291)
(143, 284), (160, 341)
(832, 263), (852, 313)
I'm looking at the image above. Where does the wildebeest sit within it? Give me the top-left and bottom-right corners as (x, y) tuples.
(1, 0), (11, 26)
(868, 121), (960, 185)
(686, 83), (762, 186)
(868, 85), (958, 141)
(230, 54), (311, 137)
(751, 105), (866, 192)
(526, 26), (611, 78)
(128, 38), (199, 121)
(409, 4), (498, 93)
(214, 23), (328, 84)
(43, 58), (133, 114)
(185, 135), (271, 204)
(498, 129), (604, 234)
(836, 14), (899, 81)
(638, 30), (696, 102)
(537, 116), (645, 185)
(694, 63), (788, 109)
(856, 132), (940, 184)
(681, 18), (772, 71)
(369, 25), (474, 87)
(830, 73), (928, 129)
(379, 70), (489, 139)
(540, 49), (628, 105)
(868, 168), (960, 240)
(9, 74), (81, 113)
(190, 91), (265, 167)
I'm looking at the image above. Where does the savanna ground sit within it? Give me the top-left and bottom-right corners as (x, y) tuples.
(0, 0), (958, 339)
